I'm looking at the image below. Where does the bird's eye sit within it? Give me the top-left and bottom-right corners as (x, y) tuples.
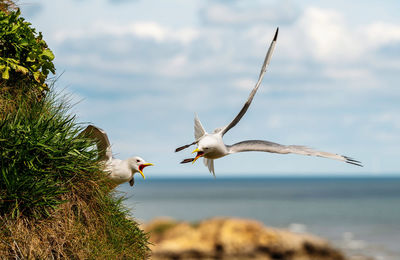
(136, 159), (140, 163)
(204, 147), (209, 150)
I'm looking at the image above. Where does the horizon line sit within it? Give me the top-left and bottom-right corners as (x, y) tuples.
(137, 173), (400, 179)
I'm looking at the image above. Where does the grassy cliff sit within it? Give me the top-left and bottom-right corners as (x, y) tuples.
(0, 3), (149, 258)
(0, 92), (149, 259)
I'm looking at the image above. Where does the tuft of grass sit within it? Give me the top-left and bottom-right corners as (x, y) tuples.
(0, 88), (150, 258)
(0, 89), (99, 219)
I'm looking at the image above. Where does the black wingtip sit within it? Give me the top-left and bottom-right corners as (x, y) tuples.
(175, 141), (197, 152)
(175, 144), (190, 152)
(344, 156), (363, 167)
(273, 27), (279, 41)
(180, 158), (194, 164)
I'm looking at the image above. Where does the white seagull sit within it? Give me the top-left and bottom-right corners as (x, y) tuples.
(81, 125), (154, 186)
(176, 28), (362, 176)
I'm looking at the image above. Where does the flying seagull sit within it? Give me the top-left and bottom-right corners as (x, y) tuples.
(176, 27), (362, 176)
(80, 125), (154, 186)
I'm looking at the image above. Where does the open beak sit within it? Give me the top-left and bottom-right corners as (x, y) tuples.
(191, 148), (204, 164)
(138, 163), (154, 180)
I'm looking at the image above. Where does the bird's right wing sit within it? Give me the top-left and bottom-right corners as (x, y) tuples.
(220, 27), (279, 136)
(228, 140), (363, 166)
(80, 125), (112, 162)
(175, 142), (197, 152)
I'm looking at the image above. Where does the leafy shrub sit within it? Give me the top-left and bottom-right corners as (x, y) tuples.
(0, 8), (55, 93)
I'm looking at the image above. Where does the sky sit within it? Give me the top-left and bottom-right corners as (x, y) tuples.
(18, 0), (400, 177)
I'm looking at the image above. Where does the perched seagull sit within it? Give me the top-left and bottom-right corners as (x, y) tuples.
(80, 125), (153, 186)
(176, 28), (362, 176)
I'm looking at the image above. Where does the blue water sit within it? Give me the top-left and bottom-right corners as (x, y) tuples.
(120, 177), (400, 259)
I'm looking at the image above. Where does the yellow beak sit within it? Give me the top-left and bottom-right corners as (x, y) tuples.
(191, 148), (203, 164)
(138, 163), (154, 180)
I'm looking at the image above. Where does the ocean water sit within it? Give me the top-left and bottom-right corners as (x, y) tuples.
(120, 177), (400, 260)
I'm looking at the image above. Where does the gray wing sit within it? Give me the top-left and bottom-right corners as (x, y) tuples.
(80, 125), (112, 162)
(227, 140), (362, 167)
(220, 27), (279, 136)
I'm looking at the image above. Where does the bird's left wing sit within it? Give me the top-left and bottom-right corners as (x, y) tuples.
(220, 27), (279, 137)
(227, 140), (363, 167)
(194, 113), (206, 140)
(80, 125), (112, 162)
(175, 114), (206, 152)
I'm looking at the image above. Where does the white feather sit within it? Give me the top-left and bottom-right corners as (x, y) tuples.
(194, 113), (206, 140)
(203, 158), (215, 177)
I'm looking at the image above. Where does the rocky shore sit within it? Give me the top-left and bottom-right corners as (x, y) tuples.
(143, 217), (368, 260)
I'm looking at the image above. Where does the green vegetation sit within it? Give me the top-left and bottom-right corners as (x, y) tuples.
(0, 6), (56, 117)
(0, 91), (99, 219)
(0, 9), (55, 92)
(0, 3), (150, 258)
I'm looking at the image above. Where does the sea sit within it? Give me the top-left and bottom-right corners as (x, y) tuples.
(120, 176), (400, 260)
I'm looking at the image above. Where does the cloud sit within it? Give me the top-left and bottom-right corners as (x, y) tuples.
(200, 1), (298, 26)
(54, 21), (199, 45)
(365, 22), (400, 47)
(233, 78), (255, 91)
(108, 0), (137, 3)
(49, 3), (400, 124)
(291, 7), (400, 65)
(73, 0), (137, 3)
(44, 2), (400, 173)
(50, 4), (400, 92)
(296, 7), (362, 63)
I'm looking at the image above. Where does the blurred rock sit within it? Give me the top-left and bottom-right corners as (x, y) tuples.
(144, 217), (351, 260)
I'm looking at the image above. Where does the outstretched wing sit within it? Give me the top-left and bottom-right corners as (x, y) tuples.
(227, 140), (363, 167)
(220, 27), (279, 136)
(80, 125), (112, 162)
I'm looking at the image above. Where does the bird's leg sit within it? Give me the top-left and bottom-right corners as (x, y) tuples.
(129, 178), (134, 187)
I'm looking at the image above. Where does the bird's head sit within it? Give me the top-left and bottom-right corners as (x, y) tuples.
(191, 136), (217, 164)
(128, 156), (154, 179)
